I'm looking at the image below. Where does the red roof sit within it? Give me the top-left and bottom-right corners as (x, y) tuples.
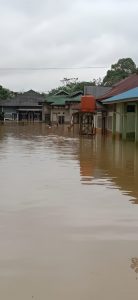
(97, 74), (138, 101)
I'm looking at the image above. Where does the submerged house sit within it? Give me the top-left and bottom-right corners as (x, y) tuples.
(83, 86), (111, 134)
(42, 87), (111, 126)
(102, 87), (138, 142)
(0, 90), (45, 121)
(42, 90), (83, 124)
(95, 74), (138, 141)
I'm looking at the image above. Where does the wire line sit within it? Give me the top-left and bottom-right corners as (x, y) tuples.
(0, 66), (107, 71)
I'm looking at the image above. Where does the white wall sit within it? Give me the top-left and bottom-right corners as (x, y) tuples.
(94, 112), (102, 129)
(107, 112), (113, 131)
(51, 107), (71, 124)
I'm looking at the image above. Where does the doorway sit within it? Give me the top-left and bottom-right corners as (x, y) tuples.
(58, 115), (65, 124)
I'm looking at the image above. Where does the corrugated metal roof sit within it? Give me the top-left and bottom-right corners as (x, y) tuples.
(103, 87), (138, 104)
(47, 96), (68, 105)
(55, 90), (69, 96)
(98, 74), (138, 101)
(66, 95), (81, 102)
(84, 86), (111, 97)
(0, 90), (45, 107)
(51, 98), (66, 106)
(70, 91), (83, 97)
(46, 95), (81, 106)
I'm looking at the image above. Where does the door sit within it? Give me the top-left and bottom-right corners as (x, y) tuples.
(58, 115), (64, 124)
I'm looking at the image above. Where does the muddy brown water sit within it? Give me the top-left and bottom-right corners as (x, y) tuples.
(0, 123), (138, 300)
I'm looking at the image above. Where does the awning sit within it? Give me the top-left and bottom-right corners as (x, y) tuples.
(102, 87), (138, 104)
(17, 108), (42, 112)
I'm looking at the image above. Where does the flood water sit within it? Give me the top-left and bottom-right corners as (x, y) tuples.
(0, 123), (138, 300)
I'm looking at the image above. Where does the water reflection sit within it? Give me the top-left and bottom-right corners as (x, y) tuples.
(0, 123), (138, 203)
(79, 138), (96, 184)
(77, 136), (138, 203)
(0, 124), (138, 299)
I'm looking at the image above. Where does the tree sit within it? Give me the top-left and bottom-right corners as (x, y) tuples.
(60, 77), (78, 86)
(0, 85), (11, 100)
(48, 78), (102, 95)
(102, 58), (137, 86)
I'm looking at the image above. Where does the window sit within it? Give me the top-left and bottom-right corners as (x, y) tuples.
(127, 105), (135, 113)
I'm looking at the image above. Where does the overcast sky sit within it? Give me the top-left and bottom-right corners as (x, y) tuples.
(0, 0), (138, 92)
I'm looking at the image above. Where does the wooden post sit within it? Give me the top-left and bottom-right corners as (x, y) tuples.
(135, 102), (138, 143)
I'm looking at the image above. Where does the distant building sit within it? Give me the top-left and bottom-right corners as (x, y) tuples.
(0, 90), (45, 121)
(95, 74), (138, 141)
(83, 86), (111, 134)
(97, 74), (138, 101)
(102, 87), (138, 142)
(42, 87), (111, 126)
(42, 90), (83, 124)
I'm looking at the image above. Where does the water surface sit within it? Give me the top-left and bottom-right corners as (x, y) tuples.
(0, 124), (138, 300)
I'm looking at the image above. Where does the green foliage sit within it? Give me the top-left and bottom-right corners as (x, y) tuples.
(0, 85), (11, 100)
(48, 77), (102, 95)
(103, 58), (137, 86)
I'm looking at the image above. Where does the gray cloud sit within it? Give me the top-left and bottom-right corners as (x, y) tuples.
(0, 0), (138, 91)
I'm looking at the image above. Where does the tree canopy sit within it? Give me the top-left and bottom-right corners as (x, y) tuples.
(0, 85), (12, 100)
(0, 58), (137, 97)
(48, 77), (102, 95)
(102, 58), (137, 86)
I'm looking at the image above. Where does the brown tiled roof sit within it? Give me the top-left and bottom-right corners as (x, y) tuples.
(97, 74), (138, 101)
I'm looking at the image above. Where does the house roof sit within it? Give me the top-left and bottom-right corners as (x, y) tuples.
(46, 96), (68, 106)
(46, 94), (81, 106)
(66, 95), (82, 102)
(98, 74), (138, 101)
(84, 86), (111, 97)
(103, 87), (138, 104)
(0, 90), (45, 107)
(70, 90), (83, 97)
(51, 98), (67, 106)
(55, 90), (69, 96)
